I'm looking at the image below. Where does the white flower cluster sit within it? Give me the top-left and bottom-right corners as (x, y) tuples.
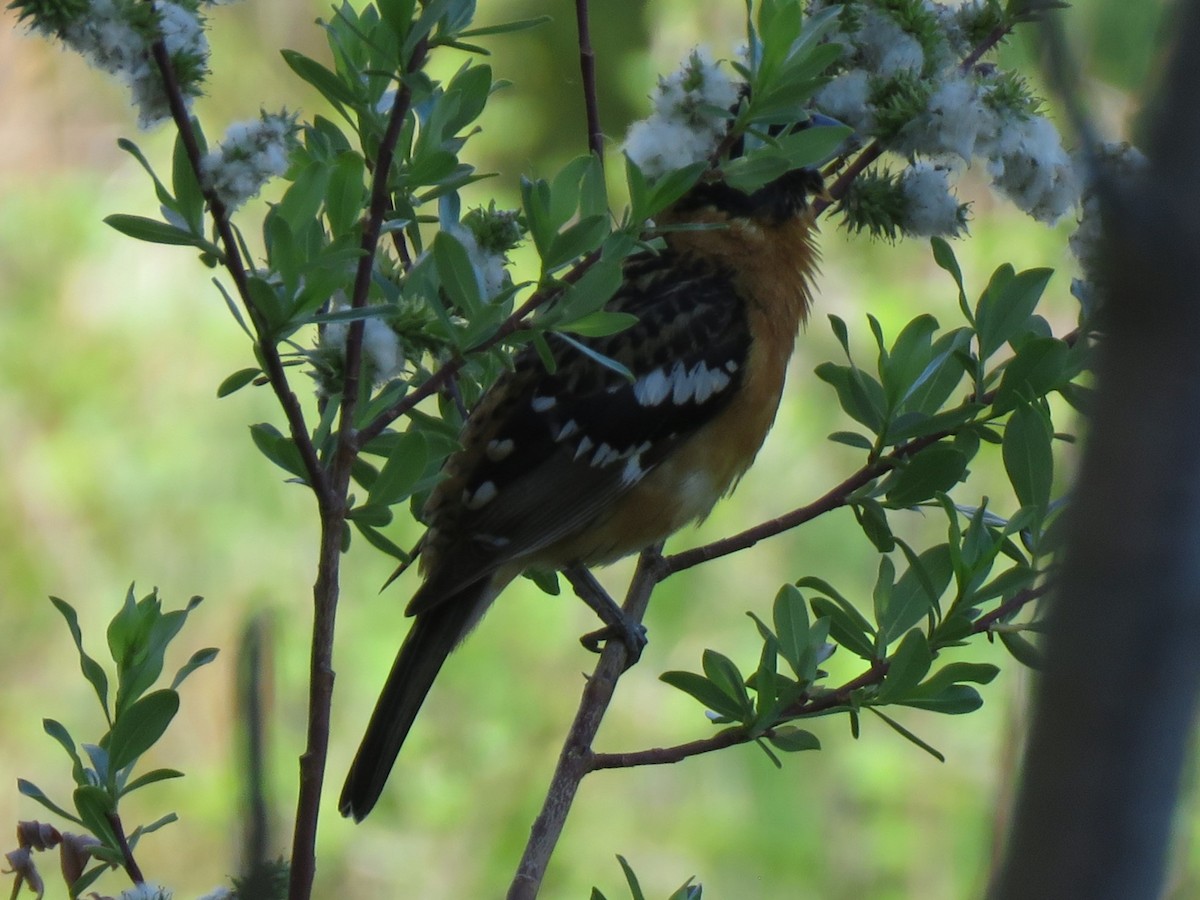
(322, 293), (405, 387)
(201, 111), (298, 211)
(623, 48), (739, 178)
(115, 884), (172, 900)
(1068, 142), (1148, 314)
(900, 161), (963, 237)
(57, 0), (208, 128)
(812, 0), (1080, 235)
(448, 225), (511, 301)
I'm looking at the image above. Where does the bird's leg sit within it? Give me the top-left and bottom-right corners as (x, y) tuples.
(563, 565), (648, 666)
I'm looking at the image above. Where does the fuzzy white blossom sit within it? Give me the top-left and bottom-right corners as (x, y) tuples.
(856, 8), (925, 77)
(900, 161), (964, 237)
(624, 48), (738, 177)
(201, 111), (297, 211)
(447, 225), (510, 302)
(323, 311), (404, 385)
(895, 74), (987, 161)
(813, 69), (874, 133)
(194, 889), (233, 900)
(117, 884), (172, 900)
(1069, 142), (1148, 312)
(59, 0), (208, 129)
(981, 112), (1079, 223)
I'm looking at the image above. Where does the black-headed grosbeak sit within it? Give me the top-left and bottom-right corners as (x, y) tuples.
(340, 167), (825, 821)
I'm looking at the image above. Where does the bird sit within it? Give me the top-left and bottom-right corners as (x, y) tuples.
(339, 166), (826, 821)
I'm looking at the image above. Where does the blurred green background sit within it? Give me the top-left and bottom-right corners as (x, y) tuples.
(1, 1), (1188, 898)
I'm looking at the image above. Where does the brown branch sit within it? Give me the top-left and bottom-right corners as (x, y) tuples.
(289, 38), (431, 900)
(590, 662), (888, 770)
(508, 547), (666, 900)
(105, 812), (144, 886)
(661, 429), (949, 577)
(574, 0), (604, 160)
(589, 579), (1051, 772)
(147, 38), (328, 502)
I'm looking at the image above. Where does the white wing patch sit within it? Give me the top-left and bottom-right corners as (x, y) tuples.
(634, 361), (732, 407)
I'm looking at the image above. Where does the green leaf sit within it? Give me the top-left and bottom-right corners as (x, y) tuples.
(120, 767), (185, 797)
(867, 707), (945, 761)
(249, 423), (310, 483)
(325, 152), (367, 237)
(993, 337), (1069, 414)
(975, 266), (1053, 359)
(1003, 403), (1053, 511)
(171, 128), (206, 232)
(171, 647), (219, 690)
(458, 15), (551, 38)
(772, 584), (810, 676)
(281, 49), (357, 109)
(18, 779), (82, 825)
(559, 310), (638, 338)
(768, 727), (821, 752)
(922, 661), (1001, 689)
(804, 592), (875, 660)
(702, 650), (752, 714)
(931, 236), (969, 320)
(369, 430), (429, 507)
(217, 367), (261, 398)
(882, 314), (938, 407)
(883, 542), (953, 641)
(104, 214), (210, 249)
(829, 430), (873, 450)
(443, 63), (493, 135)
(544, 214), (611, 273)
(885, 444), (967, 507)
(660, 671), (746, 721)
(107, 689), (179, 773)
(723, 153), (790, 193)
(275, 160), (331, 232)
(877, 629), (932, 702)
(616, 854), (646, 900)
(50, 596), (110, 721)
(116, 137), (175, 211)
(547, 254), (624, 325)
(74, 784), (119, 848)
(871, 555), (896, 639)
(815, 362), (886, 434)
(554, 333), (633, 382)
(646, 162), (708, 217)
(901, 328), (971, 415)
(999, 629), (1043, 668)
(43, 718), (86, 784)
(127, 812), (178, 842)
(433, 230), (483, 315)
(898, 684), (984, 714)
(853, 499), (895, 553)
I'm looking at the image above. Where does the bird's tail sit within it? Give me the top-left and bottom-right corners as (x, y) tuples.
(339, 579), (494, 822)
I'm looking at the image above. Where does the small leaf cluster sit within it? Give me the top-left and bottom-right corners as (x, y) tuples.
(17, 587), (217, 897)
(591, 855), (702, 900)
(724, 1), (853, 193)
(664, 238), (1084, 760)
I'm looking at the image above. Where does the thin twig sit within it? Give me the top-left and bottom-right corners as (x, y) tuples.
(574, 0), (604, 160)
(508, 547), (666, 899)
(106, 812), (144, 886)
(661, 429), (949, 577)
(288, 38), (430, 900)
(147, 38), (328, 501)
(589, 582), (1051, 771)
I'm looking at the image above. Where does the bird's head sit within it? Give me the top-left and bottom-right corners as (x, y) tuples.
(657, 167), (828, 263)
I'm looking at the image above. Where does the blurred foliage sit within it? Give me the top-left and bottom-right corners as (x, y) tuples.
(1, 1), (1192, 899)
